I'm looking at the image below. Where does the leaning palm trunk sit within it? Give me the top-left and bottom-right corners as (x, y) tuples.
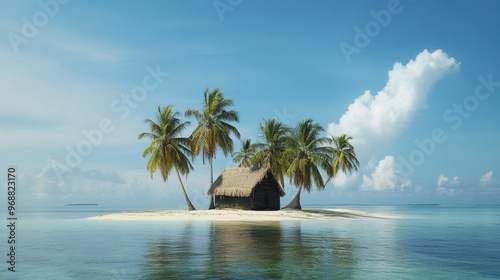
(283, 185), (303, 210)
(209, 195), (215, 209)
(208, 158), (215, 210)
(175, 167), (196, 211)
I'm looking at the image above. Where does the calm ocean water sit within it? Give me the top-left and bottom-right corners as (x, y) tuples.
(1, 205), (499, 279)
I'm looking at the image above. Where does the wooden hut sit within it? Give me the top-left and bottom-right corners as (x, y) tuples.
(208, 167), (285, 210)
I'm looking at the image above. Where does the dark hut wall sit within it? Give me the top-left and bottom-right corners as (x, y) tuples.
(252, 177), (281, 210)
(215, 196), (252, 210)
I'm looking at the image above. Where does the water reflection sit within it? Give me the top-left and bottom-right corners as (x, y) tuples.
(143, 221), (357, 279)
(205, 222), (284, 279)
(142, 223), (205, 279)
(279, 222), (356, 279)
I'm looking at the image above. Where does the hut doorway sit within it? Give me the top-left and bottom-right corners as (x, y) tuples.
(263, 187), (269, 208)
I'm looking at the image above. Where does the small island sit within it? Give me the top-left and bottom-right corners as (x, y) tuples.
(88, 208), (400, 221)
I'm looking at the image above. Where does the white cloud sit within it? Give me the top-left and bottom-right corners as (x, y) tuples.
(328, 49), (459, 152)
(361, 156), (412, 191)
(332, 172), (358, 189)
(437, 174), (459, 187)
(479, 171), (495, 187)
(17, 157), (209, 208)
(19, 158), (159, 203)
(28, 158), (126, 200)
(478, 171), (497, 195)
(436, 174), (459, 196)
(327, 49), (459, 194)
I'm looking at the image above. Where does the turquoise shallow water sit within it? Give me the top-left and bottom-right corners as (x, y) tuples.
(1, 205), (499, 279)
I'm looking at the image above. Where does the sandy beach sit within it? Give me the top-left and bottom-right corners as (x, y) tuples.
(87, 208), (401, 221)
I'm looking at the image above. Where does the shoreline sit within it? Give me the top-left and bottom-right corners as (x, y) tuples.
(87, 208), (401, 221)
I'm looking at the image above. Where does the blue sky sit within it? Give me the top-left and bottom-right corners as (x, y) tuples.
(1, 0), (499, 208)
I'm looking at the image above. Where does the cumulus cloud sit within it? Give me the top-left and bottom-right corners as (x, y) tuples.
(332, 172), (358, 189)
(361, 156), (412, 191)
(436, 174), (460, 196)
(328, 49), (459, 151)
(478, 171), (497, 194)
(325, 49), (459, 192)
(28, 158), (126, 200)
(479, 171), (495, 187)
(19, 158), (161, 204)
(17, 157), (210, 208)
(437, 174), (459, 187)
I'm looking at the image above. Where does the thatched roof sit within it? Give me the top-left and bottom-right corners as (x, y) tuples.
(208, 167), (285, 197)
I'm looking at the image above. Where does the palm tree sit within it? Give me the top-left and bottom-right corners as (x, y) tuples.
(252, 118), (290, 188)
(282, 119), (332, 210)
(138, 106), (196, 211)
(232, 139), (256, 168)
(330, 134), (359, 178)
(185, 88), (240, 209)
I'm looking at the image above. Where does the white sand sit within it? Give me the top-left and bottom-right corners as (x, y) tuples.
(87, 208), (401, 221)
